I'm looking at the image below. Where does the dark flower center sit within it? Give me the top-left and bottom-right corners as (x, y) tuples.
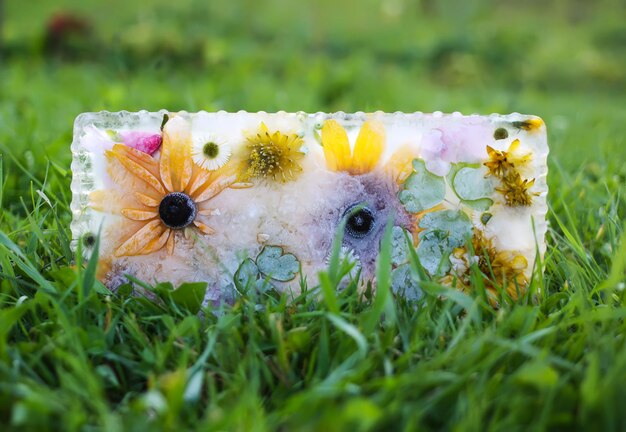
(159, 192), (197, 229)
(345, 206), (375, 239)
(203, 142), (220, 159)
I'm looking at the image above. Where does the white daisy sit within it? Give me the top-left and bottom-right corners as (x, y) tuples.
(191, 133), (232, 171)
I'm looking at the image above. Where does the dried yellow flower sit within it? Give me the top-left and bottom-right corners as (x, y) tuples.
(496, 171), (539, 207)
(445, 230), (528, 305)
(484, 139), (530, 178)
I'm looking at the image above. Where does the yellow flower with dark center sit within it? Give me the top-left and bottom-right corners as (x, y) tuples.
(496, 171), (539, 207)
(484, 139), (530, 178)
(242, 123), (304, 182)
(103, 116), (237, 257)
(321, 119), (385, 175)
(446, 230), (528, 304)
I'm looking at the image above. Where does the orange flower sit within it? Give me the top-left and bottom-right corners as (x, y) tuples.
(104, 116), (238, 257)
(321, 119), (385, 174)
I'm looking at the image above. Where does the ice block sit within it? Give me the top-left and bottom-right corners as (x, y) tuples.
(70, 111), (548, 305)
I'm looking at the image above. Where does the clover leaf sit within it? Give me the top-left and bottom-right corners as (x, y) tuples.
(462, 197), (494, 212)
(399, 159), (446, 213)
(256, 245), (300, 282)
(452, 166), (497, 201)
(234, 258), (260, 290)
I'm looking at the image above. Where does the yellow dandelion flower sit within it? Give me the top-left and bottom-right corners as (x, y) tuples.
(496, 171), (539, 207)
(484, 139), (531, 178)
(321, 119), (385, 175)
(242, 123), (304, 182)
(103, 116), (237, 257)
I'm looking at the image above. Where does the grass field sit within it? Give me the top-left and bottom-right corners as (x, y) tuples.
(1, 0), (625, 430)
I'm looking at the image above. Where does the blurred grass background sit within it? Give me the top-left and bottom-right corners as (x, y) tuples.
(1, 0), (626, 430)
(1, 0), (625, 180)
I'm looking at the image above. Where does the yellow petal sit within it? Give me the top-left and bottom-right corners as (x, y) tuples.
(113, 144), (160, 178)
(511, 255), (528, 270)
(160, 116), (193, 192)
(352, 120), (385, 174)
(90, 190), (106, 212)
(115, 220), (164, 257)
(193, 220), (216, 235)
(385, 144), (419, 184)
(230, 182), (254, 189)
(186, 167), (213, 198)
(193, 174), (236, 203)
(166, 231), (175, 255)
(135, 192), (161, 207)
(121, 208), (158, 221)
(141, 229), (171, 255)
(109, 145), (166, 195)
(321, 119), (352, 172)
(508, 139), (520, 153)
(90, 189), (136, 214)
(198, 208), (219, 216)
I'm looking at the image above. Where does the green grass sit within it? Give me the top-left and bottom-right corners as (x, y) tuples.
(1, 0), (626, 430)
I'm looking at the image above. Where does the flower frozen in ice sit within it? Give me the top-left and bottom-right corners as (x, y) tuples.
(321, 119), (385, 175)
(191, 133), (232, 171)
(119, 131), (162, 155)
(82, 125), (115, 153)
(419, 121), (492, 176)
(242, 123), (304, 182)
(496, 171), (539, 207)
(104, 116), (237, 257)
(443, 230), (529, 305)
(484, 139), (531, 178)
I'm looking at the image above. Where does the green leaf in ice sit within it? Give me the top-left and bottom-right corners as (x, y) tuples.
(417, 210), (472, 275)
(398, 159), (446, 213)
(391, 226), (412, 267)
(419, 210), (472, 247)
(234, 258), (260, 290)
(462, 197), (494, 212)
(391, 263), (423, 301)
(452, 166), (497, 201)
(256, 245), (300, 282)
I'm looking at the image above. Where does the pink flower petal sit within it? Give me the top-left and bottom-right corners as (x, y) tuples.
(120, 131), (162, 155)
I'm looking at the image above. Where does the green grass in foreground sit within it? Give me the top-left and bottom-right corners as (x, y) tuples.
(1, 0), (626, 430)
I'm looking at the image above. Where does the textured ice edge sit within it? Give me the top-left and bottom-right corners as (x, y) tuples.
(70, 110), (549, 261)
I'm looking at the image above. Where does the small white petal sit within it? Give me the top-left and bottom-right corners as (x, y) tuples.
(191, 133), (232, 171)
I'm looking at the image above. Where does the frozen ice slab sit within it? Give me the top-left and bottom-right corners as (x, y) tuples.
(71, 111), (548, 305)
